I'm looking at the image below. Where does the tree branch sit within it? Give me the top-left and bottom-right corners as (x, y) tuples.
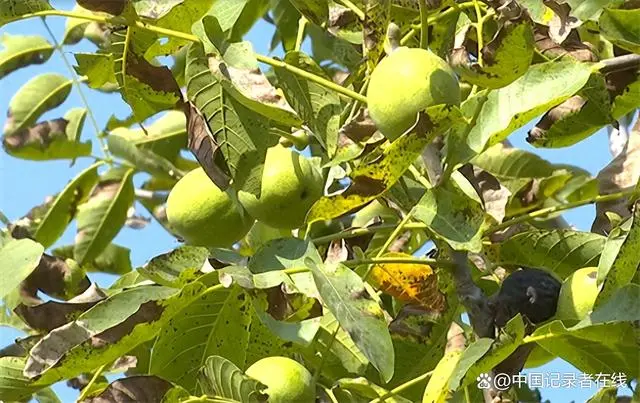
(599, 53), (640, 74)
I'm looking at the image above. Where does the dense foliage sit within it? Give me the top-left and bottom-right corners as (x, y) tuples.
(0, 0), (639, 402)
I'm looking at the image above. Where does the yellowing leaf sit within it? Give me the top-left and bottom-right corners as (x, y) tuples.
(370, 252), (446, 312)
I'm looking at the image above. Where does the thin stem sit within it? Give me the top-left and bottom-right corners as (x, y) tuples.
(369, 370), (434, 403)
(255, 54), (367, 103)
(336, 0), (365, 20)
(344, 256), (451, 268)
(76, 363), (106, 401)
(362, 211), (414, 281)
(313, 326), (340, 385)
(473, 0), (485, 67)
(295, 17), (307, 52)
(312, 222), (427, 245)
(40, 18), (111, 162)
(401, 2), (481, 45)
(486, 189), (635, 234)
(409, 165), (432, 189)
(419, 0), (429, 50)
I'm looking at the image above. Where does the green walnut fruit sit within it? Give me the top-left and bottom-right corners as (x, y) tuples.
(366, 47), (460, 141)
(246, 357), (315, 403)
(166, 167), (254, 247)
(555, 267), (600, 321)
(238, 145), (323, 229)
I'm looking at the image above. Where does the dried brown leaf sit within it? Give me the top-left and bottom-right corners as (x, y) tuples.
(340, 108), (378, 142)
(183, 101), (231, 189)
(14, 284), (106, 332)
(534, 25), (597, 62)
(79, 375), (173, 403)
(592, 122), (640, 234)
(22, 254), (90, 301)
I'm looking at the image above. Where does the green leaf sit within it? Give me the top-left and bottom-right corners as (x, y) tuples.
(465, 61), (593, 155)
(133, 0), (183, 20)
(3, 107), (92, 160)
(422, 349), (462, 403)
(566, 0), (615, 21)
(363, 0), (390, 73)
(34, 162), (101, 248)
(139, 245), (209, 287)
(112, 110), (187, 162)
(447, 338), (493, 390)
(150, 285), (251, 393)
(485, 229), (605, 279)
(61, 5), (91, 45)
(528, 74), (613, 148)
(273, 51), (342, 157)
(0, 357), (46, 401)
(74, 169), (135, 265)
(52, 243), (132, 275)
(0, 34), (53, 79)
(142, 0), (215, 56)
(73, 52), (116, 89)
(288, 0), (327, 26)
(472, 142), (556, 179)
(3, 73), (72, 136)
(209, 0), (267, 40)
(198, 355), (266, 402)
(306, 106), (459, 223)
(254, 308), (320, 347)
(107, 132), (182, 181)
(529, 285), (640, 377)
(611, 75), (640, 119)
(314, 312), (369, 376)
(248, 238), (321, 273)
(309, 259), (395, 383)
(460, 315), (526, 388)
(334, 377), (412, 403)
(110, 28), (181, 123)
(0, 0), (52, 28)
(185, 42), (278, 194)
(454, 18), (534, 89)
(595, 209), (640, 307)
(270, 0), (299, 52)
(413, 171), (486, 252)
(24, 281), (206, 384)
(599, 8), (640, 54)
(586, 387), (618, 403)
(0, 238), (44, 300)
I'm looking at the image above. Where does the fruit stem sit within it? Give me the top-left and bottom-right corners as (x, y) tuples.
(368, 369), (434, 403)
(418, 0), (429, 49)
(77, 363), (106, 401)
(295, 16), (307, 52)
(402, 2), (483, 46)
(472, 0), (485, 67)
(362, 211), (415, 281)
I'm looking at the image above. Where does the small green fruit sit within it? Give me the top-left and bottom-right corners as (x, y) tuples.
(246, 357), (315, 403)
(555, 267), (600, 321)
(366, 47), (460, 140)
(238, 145), (324, 229)
(166, 168), (254, 247)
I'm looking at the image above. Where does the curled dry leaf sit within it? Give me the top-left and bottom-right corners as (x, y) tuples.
(543, 0), (580, 44)
(339, 108), (378, 142)
(183, 101), (231, 189)
(79, 375), (173, 403)
(370, 252), (447, 312)
(22, 254), (90, 301)
(534, 25), (597, 62)
(461, 164), (511, 224)
(592, 121), (640, 234)
(14, 283), (106, 332)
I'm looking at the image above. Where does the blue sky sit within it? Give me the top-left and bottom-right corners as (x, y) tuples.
(0, 1), (632, 402)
